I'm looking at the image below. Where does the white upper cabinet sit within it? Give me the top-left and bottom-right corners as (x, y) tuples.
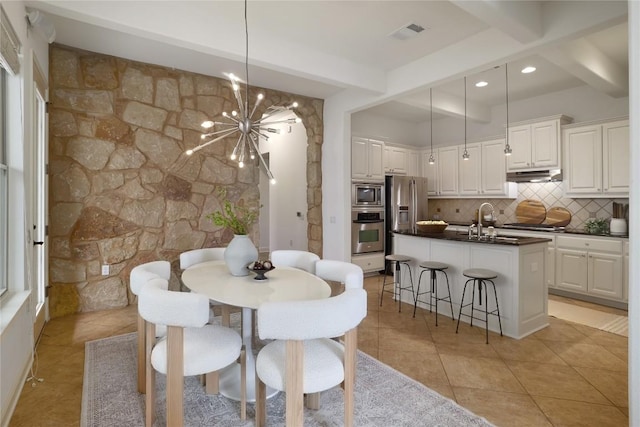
(437, 145), (459, 196)
(351, 137), (384, 181)
(422, 140), (515, 198)
(506, 115), (571, 172)
(421, 152), (439, 196)
(602, 120), (630, 195)
(384, 146), (407, 175)
(458, 143), (481, 195)
(406, 150), (420, 177)
(563, 119), (629, 197)
(481, 139), (515, 196)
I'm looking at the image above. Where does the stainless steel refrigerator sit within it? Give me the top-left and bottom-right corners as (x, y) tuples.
(384, 175), (429, 259)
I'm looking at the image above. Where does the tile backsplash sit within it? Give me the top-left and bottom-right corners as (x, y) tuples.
(428, 182), (628, 230)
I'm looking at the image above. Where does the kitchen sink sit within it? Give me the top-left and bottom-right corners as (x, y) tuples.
(493, 236), (519, 243)
(456, 233), (519, 243)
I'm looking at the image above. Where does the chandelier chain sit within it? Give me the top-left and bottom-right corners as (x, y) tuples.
(244, 0), (249, 114)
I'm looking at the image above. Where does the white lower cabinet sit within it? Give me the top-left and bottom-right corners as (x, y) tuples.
(351, 253), (385, 273)
(547, 246), (555, 289)
(555, 235), (623, 301)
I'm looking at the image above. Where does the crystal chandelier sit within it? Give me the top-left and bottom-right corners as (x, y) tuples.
(184, 0), (300, 184)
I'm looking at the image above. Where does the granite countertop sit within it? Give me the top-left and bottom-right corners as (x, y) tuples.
(393, 230), (552, 246)
(445, 221), (629, 239)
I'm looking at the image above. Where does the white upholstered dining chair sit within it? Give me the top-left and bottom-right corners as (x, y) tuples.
(130, 260), (171, 394)
(270, 250), (320, 274)
(180, 247), (232, 326)
(314, 259), (364, 290)
(254, 288), (368, 427)
(139, 276), (246, 426)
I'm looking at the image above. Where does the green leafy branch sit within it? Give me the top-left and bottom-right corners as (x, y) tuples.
(206, 189), (260, 235)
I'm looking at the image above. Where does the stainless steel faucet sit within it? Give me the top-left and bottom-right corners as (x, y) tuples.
(477, 202), (495, 238)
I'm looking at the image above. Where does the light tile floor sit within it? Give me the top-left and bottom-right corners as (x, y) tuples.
(9, 275), (629, 426)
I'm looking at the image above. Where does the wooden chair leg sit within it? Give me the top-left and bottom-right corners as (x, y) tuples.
(285, 340), (304, 427)
(221, 304), (231, 327)
(255, 369), (266, 427)
(205, 371), (219, 395)
(240, 346), (247, 420)
(344, 328), (358, 427)
(144, 322), (156, 427)
(166, 326), (184, 427)
(137, 313), (146, 394)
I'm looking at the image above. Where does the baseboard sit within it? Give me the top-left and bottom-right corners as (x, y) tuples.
(1, 351), (32, 427)
(549, 288), (628, 311)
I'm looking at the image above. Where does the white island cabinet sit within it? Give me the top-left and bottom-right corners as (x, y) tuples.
(393, 232), (549, 339)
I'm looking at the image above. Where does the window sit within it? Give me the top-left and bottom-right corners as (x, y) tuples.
(0, 67), (7, 296)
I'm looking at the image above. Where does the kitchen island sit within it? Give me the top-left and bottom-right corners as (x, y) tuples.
(392, 230), (551, 339)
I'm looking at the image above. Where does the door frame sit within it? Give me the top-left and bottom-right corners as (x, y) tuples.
(31, 55), (48, 342)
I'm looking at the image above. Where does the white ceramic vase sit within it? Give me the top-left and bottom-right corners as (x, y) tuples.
(224, 234), (258, 276)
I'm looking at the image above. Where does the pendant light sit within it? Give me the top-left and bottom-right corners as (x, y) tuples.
(428, 88), (435, 165)
(462, 76), (469, 160)
(185, 0), (300, 184)
(504, 63), (513, 156)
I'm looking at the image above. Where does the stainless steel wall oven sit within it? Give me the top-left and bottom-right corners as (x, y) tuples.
(351, 209), (385, 255)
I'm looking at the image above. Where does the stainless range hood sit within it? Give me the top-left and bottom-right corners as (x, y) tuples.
(506, 169), (563, 183)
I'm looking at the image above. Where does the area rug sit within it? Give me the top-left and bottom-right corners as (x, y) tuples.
(548, 300), (628, 337)
(82, 332), (494, 427)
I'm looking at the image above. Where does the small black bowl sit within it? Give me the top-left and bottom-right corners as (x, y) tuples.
(247, 265), (275, 280)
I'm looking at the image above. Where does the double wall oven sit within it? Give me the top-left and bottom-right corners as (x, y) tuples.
(351, 209), (384, 255)
(351, 180), (385, 259)
(351, 182), (385, 255)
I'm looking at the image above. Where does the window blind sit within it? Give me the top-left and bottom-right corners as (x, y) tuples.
(0, 5), (21, 75)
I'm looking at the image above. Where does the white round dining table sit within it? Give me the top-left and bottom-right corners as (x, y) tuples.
(181, 260), (331, 402)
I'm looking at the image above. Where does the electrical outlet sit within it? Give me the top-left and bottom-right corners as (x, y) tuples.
(101, 265), (110, 276)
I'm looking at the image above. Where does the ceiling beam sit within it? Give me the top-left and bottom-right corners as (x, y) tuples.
(401, 91), (492, 123)
(450, 0), (543, 44)
(541, 39), (628, 98)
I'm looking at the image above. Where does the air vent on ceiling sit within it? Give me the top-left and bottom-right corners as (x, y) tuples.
(389, 23), (426, 40)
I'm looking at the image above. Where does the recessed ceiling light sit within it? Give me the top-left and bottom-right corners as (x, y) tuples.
(521, 66), (536, 74)
(475, 81), (488, 88)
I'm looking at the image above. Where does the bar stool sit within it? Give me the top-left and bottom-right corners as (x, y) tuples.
(456, 268), (503, 344)
(380, 254), (415, 312)
(413, 261), (454, 326)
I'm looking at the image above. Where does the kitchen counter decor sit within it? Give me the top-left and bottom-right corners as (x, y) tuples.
(584, 218), (609, 235)
(416, 220), (448, 233)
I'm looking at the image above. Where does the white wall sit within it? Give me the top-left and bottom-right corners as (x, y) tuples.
(351, 112), (422, 146)
(259, 111), (308, 252)
(0, 2), (50, 424)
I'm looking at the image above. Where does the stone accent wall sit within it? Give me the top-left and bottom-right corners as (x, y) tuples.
(48, 45), (323, 317)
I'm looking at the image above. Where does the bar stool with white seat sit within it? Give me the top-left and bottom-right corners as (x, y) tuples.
(413, 261), (454, 326)
(379, 254), (415, 312)
(456, 268), (503, 344)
